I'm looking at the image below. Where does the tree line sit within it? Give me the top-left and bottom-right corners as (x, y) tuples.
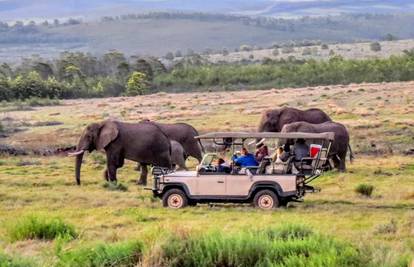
(2, 50), (414, 101)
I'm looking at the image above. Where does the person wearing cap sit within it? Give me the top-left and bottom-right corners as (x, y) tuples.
(255, 139), (269, 162)
(232, 147), (258, 167)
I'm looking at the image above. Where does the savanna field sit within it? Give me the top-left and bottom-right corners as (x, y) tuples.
(0, 81), (414, 266)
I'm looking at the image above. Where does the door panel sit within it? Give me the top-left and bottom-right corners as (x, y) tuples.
(225, 174), (253, 196)
(195, 174), (226, 195)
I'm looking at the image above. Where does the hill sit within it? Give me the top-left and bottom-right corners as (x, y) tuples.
(1, 12), (414, 61)
(1, 0), (414, 20)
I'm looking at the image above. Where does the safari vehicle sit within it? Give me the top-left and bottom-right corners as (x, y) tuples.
(150, 132), (334, 210)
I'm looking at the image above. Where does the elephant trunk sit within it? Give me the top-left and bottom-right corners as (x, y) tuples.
(75, 152), (84, 185)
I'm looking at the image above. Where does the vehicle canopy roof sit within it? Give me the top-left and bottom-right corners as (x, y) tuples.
(196, 131), (335, 141)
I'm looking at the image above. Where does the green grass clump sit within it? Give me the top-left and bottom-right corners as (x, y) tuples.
(7, 215), (77, 242)
(355, 183), (375, 197)
(102, 182), (128, 192)
(57, 241), (143, 267)
(0, 251), (35, 267)
(159, 224), (366, 267)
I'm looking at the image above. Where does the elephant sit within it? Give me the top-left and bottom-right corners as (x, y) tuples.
(137, 121), (204, 185)
(281, 121), (352, 171)
(258, 107), (332, 133)
(69, 120), (172, 185)
(170, 140), (187, 171)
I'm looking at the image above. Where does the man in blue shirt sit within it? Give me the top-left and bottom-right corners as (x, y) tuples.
(232, 148), (259, 167)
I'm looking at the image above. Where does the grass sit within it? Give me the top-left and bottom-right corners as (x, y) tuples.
(56, 241), (143, 267)
(157, 225), (372, 267)
(102, 182), (129, 192)
(0, 81), (413, 265)
(355, 184), (375, 197)
(0, 251), (34, 267)
(7, 215), (77, 242)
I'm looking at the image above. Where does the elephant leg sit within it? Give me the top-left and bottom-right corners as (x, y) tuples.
(338, 153), (347, 172)
(103, 169), (109, 181)
(331, 155), (341, 171)
(107, 164), (118, 183)
(137, 163), (148, 186)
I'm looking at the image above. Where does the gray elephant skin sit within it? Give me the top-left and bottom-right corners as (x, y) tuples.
(258, 107), (332, 132)
(70, 120), (171, 185)
(138, 121), (203, 185)
(170, 140), (187, 170)
(281, 121), (351, 171)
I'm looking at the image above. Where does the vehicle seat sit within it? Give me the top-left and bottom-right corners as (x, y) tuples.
(258, 157), (271, 174)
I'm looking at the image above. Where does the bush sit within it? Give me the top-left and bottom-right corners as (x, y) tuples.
(57, 241), (143, 267)
(370, 42), (381, 52)
(158, 225), (367, 267)
(7, 215), (77, 241)
(355, 183), (375, 197)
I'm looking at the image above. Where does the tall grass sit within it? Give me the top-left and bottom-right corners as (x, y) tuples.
(7, 215), (77, 242)
(156, 224), (367, 267)
(56, 241), (143, 267)
(0, 251), (34, 267)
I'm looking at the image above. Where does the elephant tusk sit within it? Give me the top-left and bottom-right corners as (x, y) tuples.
(68, 150), (84, 157)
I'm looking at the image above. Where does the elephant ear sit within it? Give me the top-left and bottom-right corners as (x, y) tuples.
(96, 121), (119, 151)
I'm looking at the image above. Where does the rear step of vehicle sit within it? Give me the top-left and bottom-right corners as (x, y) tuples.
(304, 185), (321, 193)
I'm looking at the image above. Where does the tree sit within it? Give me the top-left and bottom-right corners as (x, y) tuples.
(383, 33), (398, 41)
(126, 72), (148, 96)
(175, 50), (182, 57)
(272, 49), (279, 56)
(370, 42), (381, 52)
(0, 78), (12, 101)
(165, 52), (174, 60)
(133, 59), (154, 81)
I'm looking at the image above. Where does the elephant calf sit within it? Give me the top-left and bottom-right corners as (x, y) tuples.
(69, 120), (172, 185)
(281, 121), (352, 171)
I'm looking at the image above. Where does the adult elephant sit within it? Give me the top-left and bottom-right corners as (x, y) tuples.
(137, 121), (204, 185)
(69, 120), (171, 185)
(281, 121), (352, 171)
(170, 140), (187, 171)
(258, 107), (332, 132)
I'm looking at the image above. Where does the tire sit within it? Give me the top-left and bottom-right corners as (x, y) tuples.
(162, 189), (188, 209)
(253, 190), (279, 210)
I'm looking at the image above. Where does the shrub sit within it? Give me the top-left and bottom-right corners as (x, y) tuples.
(370, 42), (381, 52)
(7, 215), (77, 241)
(157, 225), (367, 267)
(355, 183), (375, 197)
(57, 241), (143, 267)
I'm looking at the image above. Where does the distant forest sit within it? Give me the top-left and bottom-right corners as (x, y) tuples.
(0, 12), (414, 60)
(2, 48), (414, 101)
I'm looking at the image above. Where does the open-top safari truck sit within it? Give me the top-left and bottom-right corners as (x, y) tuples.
(150, 131), (335, 210)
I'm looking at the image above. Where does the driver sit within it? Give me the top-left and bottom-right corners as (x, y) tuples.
(217, 158), (231, 173)
(232, 147), (258, 167)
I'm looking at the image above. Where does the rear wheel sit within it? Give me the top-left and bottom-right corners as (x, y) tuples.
(162, 189), (188, 209)
(253, 190), (279, 210)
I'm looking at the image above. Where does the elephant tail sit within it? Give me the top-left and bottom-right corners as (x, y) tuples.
(348, 144), (354, 163)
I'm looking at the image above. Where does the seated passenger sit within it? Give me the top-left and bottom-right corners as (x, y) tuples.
(293, 139), (310, 162)
(272, 147), (290, 163)
(217, 158), (231, 173)
(255, 141), (269, 162)
(232, 148), (259, 167)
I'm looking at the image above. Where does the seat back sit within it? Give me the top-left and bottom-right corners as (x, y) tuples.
(312, 148), (328, 169)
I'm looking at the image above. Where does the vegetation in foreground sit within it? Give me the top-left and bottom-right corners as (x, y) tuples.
(0, 81), (413, 266)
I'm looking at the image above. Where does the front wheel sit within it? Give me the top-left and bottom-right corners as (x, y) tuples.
(253, 190), (279, 210)
(162, 189), (188, 209)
